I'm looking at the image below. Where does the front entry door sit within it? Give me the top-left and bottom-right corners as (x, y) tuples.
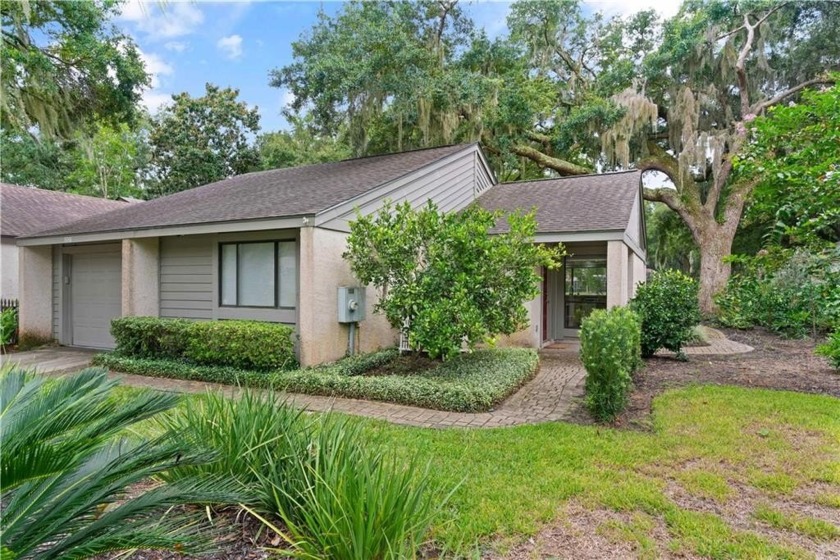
(561, 256), (607, 337)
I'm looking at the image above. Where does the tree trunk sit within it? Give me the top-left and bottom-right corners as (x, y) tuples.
(696, 225), (735, 316)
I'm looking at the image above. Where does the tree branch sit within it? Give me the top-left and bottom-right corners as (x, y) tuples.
(511, 144), (591, 175)
(752, 76), (835, 114)
(735, 14), (755, 117)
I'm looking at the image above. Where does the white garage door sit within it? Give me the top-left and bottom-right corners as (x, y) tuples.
(71, 251), (122, 349)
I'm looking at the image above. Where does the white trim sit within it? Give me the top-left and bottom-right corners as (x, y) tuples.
(622, 233), (646, 260)
(533, 231), (625, 243)
(18, 216), (314, 247)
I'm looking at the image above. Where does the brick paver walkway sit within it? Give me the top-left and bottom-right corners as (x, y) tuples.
(116, 349), (587, 429)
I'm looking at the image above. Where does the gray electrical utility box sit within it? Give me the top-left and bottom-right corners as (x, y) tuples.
(337, 286), (366, 323)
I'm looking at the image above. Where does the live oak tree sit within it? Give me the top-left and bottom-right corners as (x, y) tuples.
(344, 201), (564, 360)
(615, 1), (840, 313)
(147, 84), (261, 197)
(276, 0), (838, 314)
(0, 0), (148, 139)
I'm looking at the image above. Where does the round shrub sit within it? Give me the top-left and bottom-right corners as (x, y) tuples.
(630, 269), (701, 358)
(816, 330), (840, 370)
(579, 306), (642, 423)
(111, 316), (192, 359)
(185, 320), (297, 371)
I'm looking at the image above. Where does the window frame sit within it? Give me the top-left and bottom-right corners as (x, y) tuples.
(218, 240), (296, 310)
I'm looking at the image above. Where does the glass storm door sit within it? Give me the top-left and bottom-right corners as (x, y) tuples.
(563, 257), (607, 330)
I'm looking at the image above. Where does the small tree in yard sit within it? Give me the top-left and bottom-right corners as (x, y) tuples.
(344, 201), (564, 360)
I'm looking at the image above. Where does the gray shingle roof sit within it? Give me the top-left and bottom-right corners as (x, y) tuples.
(477, 170), (641, 234)
(1, 184), (127, 238)
(21, 144), (472, 238)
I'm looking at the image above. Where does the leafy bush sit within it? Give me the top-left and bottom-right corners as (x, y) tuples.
(716, 246), (840, 338)
(579, 307), (642, 422)
(111, 316), (192, 359)
(93, 347), (538, 412)
(110, 316), (297, 371)
(0, 306), (18, 346)
(185, 320), (297, 371)
(344, 200), (564, 360)
(631, 269), (701, 358)
(816, 330), (840, 370)
(0, 366), (239, 559)
(252, 415), (451, 560)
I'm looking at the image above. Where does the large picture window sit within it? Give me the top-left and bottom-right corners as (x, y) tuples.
(219, 241), (297, 308)
(564, 256), (607, 329)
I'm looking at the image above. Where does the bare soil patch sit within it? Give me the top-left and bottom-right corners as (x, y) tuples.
(621, 327), (839, 429)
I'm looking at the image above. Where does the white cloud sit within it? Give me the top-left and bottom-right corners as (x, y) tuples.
(217, 34), (244, 60)
(142, 91), (173, 114)
(118, 0), (204, 40)
(587, 0), (680, 19)
(137, 49), (174, 114)
(138, 50), (173, 89)
(164, 41), (188, 53)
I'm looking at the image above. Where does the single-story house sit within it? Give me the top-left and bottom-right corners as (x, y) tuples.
(1, 184), (127, 300)
(16, 143), (646, 365)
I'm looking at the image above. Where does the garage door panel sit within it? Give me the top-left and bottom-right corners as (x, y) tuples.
(71, 252), (121, 349)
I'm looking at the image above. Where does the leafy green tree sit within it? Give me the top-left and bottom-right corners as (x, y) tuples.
(0, 367), (239, 559)
(0, 130), (73, 189)
(148, 84), (260, 197)
(258, 114), (351, 170)
(646, 202), (698, 276)
(738, 82), (840, 248)
(66, 122), (150, 199)
(0, 0), (149, 139)
(343, 201), (564, 360)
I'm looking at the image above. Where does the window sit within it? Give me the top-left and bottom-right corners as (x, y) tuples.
(564, 257), (607, 329)
(219, 241), (297, 308)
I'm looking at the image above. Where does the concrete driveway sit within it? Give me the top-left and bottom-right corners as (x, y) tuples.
(1, 346), (98, 375)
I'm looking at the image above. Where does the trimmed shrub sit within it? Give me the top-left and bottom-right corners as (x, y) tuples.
(110, 316), (297, 371)
(111, 316), (192, 359)
(579, 306), (641, 422)
(185, 320), (296, 371)
(93, 347), (538, 413)
(816, 330), (840, 370)
(631, 270), (701, 358)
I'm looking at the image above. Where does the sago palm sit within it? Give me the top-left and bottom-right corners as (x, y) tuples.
(0, 367), (238, 559)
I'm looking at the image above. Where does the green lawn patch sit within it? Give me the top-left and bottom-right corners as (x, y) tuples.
(753, 504), (840, 542)
(93, 347), (538, 413)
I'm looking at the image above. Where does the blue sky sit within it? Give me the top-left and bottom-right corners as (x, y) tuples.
(115, 0), (678, 133)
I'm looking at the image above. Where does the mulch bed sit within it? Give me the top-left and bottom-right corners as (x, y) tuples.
(620, 327), (840, 429)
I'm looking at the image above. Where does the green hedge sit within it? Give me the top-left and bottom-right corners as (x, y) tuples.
(92, 348), (538, 413)
(110, 317), (297, 371)
(580, 306), (642, 423)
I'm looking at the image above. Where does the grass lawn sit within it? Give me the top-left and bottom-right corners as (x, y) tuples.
(118, 381), (840, 558)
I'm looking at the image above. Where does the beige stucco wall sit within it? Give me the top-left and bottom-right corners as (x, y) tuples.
(495, 289), (542, 349)
(298, 227), (397, 366)
(607, 240), (630, 308)
(18, 245), (53, 341)
(1, 238), (19, 299)
(122, 238), (160, 317)
(629, 251), (647, 299)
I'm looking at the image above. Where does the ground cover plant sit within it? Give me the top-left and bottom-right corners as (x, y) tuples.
(93, 347), (538, 413)
(817, 329), (840, 370)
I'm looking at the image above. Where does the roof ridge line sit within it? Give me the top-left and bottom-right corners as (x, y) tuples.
(500, 169), (640, 185)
